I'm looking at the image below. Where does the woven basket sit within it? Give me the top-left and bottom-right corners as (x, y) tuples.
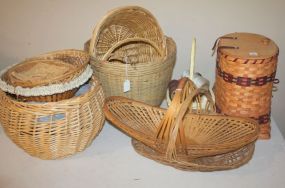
(1, 49), (90, 102)
(213, 32), (279, 139)
(0, 76), (105, 159)
(87, 6), (175, 106)
(132, 139), (255, 171)
(89, 6), (165, 62)
(104, 78), (259, 161)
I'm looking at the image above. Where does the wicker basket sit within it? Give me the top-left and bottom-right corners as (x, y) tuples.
(89, 6), (165, 62)
(1, 49), (91, 102)
(213, 32), (279, 139)
(132, 139), (255, 171)
(87, 6), (175, 106)
(0, 76), (105, 159)
(104, 78), (259, 161)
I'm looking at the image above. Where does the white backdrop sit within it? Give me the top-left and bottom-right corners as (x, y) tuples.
(0, 0), (284, 137)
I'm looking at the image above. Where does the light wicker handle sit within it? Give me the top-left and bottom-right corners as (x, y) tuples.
(156, 77), (215, 141)
(102, 37), (164, 61)
(165, 87), (214, 160)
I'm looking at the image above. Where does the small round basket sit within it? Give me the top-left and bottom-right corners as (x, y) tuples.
(0, 49), (92, 102)
(0, 76), (105, 159)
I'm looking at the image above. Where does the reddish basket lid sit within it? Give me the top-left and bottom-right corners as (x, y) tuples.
(218, 32), (278, 59)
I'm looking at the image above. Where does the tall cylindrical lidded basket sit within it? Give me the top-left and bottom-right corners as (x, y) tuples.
(214, 32), (279, 139)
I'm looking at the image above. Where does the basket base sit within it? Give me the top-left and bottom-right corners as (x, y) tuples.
(131, 139), (255, 172)
(259, 123), (271, 139)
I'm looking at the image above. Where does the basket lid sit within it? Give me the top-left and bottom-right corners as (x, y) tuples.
(218, 32), (278, 59)
(4, 59), (76, 88)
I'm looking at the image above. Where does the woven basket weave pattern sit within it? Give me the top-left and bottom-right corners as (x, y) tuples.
(215, 42), (278, 139)
(91, 37), (176, 106)
(89, 6), (165, 61)
(132, 139), (255, 171)
(0, 76), (105, 159)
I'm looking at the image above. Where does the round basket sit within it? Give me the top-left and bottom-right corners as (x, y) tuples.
(89, 37), (176, 106)
(104, 78), (259, 161)
(0, 49), (91, 102)
(213, 32), (279, 139)
(0, 76), (105, 159)
(87, 6), (174, 106)
(89, 6), (166, 63)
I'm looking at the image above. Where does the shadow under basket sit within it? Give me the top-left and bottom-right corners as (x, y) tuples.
(0, 76), (105, 159)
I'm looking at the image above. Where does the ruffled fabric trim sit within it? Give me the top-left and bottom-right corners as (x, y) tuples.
(0, 64), (93, 96)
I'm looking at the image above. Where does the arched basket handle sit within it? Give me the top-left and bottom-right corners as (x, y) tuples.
(156, 77), (215, 152)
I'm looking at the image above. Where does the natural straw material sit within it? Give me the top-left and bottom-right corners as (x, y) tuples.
(87, 6), (175, 106)
(0, 76), (105, 159)
(104, 78), (259, 163)
(88, 37), (176, 106)
(132, 139), (255, 171)
(213, 33), (279, 139)
(89, 6), (166, 62)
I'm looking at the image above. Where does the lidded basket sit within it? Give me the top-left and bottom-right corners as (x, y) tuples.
(0, 49), (92, 102)
(213, 32), (279, 139)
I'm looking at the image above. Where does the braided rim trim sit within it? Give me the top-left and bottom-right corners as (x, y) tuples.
(0, 64), (93, 96)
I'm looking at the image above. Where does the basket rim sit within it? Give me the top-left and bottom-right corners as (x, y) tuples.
(104, 95), (259, 147)
(3, 59), (76, 88)
(90, 36), (176, 68)
(132, 138), (255, 171)
(0, 75), (100, 107)
(25, 49), (90, 84)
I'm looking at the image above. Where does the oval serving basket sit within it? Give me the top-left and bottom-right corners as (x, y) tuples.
(86, 6), (176, 106)
(0, 76), (105, 159)
(0, 49), (91, 102)
(104, 78), (259, 162)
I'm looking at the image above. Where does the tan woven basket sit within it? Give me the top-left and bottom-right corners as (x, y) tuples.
(104, 78), (259, 161)
(87, 6), (175, 106)
(213, 32), (279, 139)
(89, 6), (165, 63)
(0, 76), (105, 159)
(132, 139), (255, 171)
(1, 49), (90, 102)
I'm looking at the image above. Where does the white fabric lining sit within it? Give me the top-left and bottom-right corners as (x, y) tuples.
(0, 64), (93, 96)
